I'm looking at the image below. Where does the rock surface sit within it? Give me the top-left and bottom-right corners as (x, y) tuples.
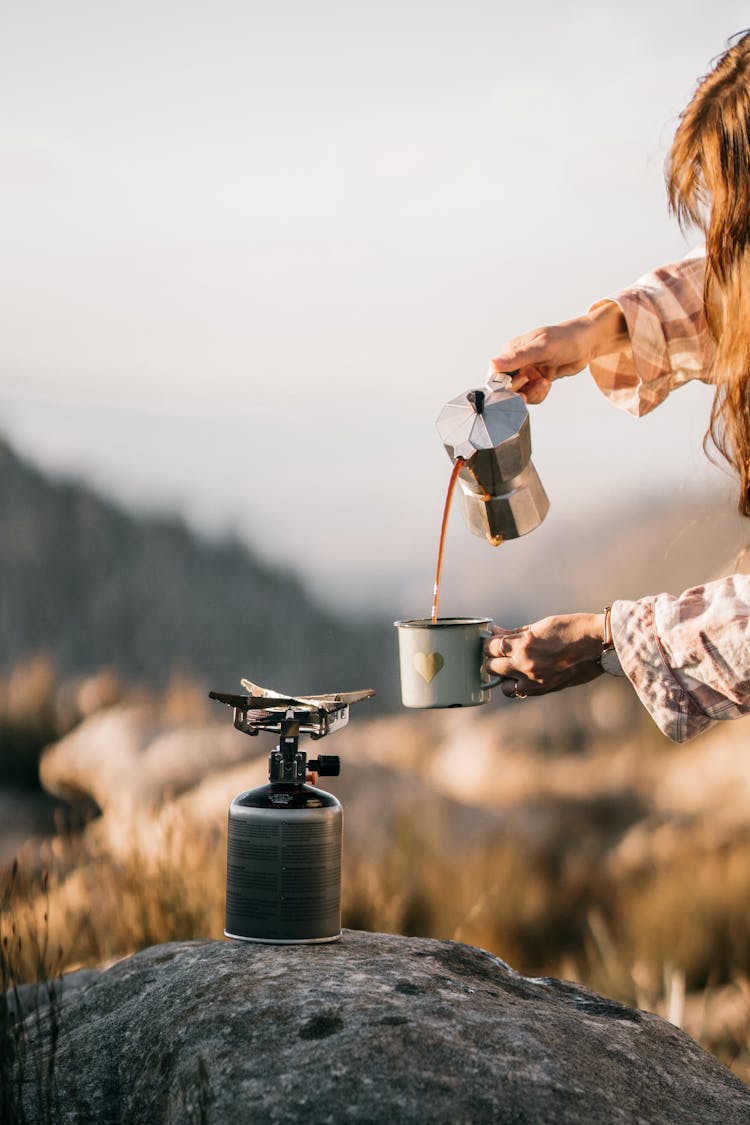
(15, 931), (750, 1124)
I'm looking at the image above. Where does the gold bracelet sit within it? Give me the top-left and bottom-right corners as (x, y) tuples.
(603, 605), (612, 650)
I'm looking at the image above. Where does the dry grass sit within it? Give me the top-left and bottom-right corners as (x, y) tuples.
(2, 822), (225, 980)
(1, 866), (66, 1125)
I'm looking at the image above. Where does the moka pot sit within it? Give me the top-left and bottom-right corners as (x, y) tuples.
(435, 379), (549, 543)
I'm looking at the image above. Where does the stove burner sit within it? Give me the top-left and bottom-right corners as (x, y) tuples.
(209, 679), (375, 740)
(210, 677), (375, 944)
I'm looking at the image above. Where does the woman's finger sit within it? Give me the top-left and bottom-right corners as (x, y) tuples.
(486, 630), (525, 660)
(508, 371), (530, 393)
(521, 375), (552, 405)
(490, 332), (554, 373)
(500, 676), (536, 700)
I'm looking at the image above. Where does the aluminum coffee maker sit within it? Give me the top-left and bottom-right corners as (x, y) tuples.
(436, 376), (549, 543)
(210, 680), (374, 945)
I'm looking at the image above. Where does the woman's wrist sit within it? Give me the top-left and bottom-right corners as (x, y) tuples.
(580, 612), (607, 661)
(585, 301), (628, 358)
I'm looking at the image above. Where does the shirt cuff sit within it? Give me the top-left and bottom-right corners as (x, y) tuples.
(587, 293), (676, 417)
(610, 598), (715, 743)
(587, 249), (711, 418)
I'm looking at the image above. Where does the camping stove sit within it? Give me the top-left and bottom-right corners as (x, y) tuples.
(210, 680), (374, 944)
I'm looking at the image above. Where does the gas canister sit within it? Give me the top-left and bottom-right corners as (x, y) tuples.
(211, 681), (374, 944)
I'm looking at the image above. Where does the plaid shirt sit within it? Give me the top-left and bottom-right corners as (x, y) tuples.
(589, 245), (713, 414)
(589, 248), (750, 741)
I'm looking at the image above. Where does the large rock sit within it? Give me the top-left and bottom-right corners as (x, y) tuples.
(13, 931), (750, 1124)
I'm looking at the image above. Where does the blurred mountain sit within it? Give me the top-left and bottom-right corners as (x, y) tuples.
(0, 437), (399, 707)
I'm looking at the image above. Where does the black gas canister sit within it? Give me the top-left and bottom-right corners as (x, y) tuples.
(226, 762), (342, 943)
(211, 683), (373, 945)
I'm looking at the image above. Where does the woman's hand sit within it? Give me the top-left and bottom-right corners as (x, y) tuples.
(484, 613), (607, 698)
(490, 302), (628, 404)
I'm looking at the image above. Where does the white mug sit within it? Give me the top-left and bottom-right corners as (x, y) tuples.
(393, 617), (503, 708)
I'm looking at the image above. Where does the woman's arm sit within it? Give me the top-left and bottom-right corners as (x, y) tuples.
(491, 248), (712, 413)
(485, 573), (750, 742)
(489, 302), (628, 404)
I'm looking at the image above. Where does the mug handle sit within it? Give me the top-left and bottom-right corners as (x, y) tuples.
(480, 630), (504, 689)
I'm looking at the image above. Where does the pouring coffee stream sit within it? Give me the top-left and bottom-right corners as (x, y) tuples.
(430, 455), (465, 623)
(430, 375), (550, 621)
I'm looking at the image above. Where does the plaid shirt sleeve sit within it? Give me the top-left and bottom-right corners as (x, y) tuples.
(588, 246), (714, 414)
(587, 249), (750, 741)
(611, 578), (750, 742)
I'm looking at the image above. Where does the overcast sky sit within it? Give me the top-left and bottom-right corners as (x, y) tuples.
(1, 1), (747, 611)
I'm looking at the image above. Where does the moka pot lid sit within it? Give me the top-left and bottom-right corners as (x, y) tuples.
(435, 384), (528, 463)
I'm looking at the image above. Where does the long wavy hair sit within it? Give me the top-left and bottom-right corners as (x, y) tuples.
(666, 31), (750, 515)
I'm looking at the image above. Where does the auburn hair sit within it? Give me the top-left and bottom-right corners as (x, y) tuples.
(666, 31), (750, 515)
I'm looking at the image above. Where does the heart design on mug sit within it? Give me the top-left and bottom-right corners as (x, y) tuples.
(414, 651), (445, 684)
